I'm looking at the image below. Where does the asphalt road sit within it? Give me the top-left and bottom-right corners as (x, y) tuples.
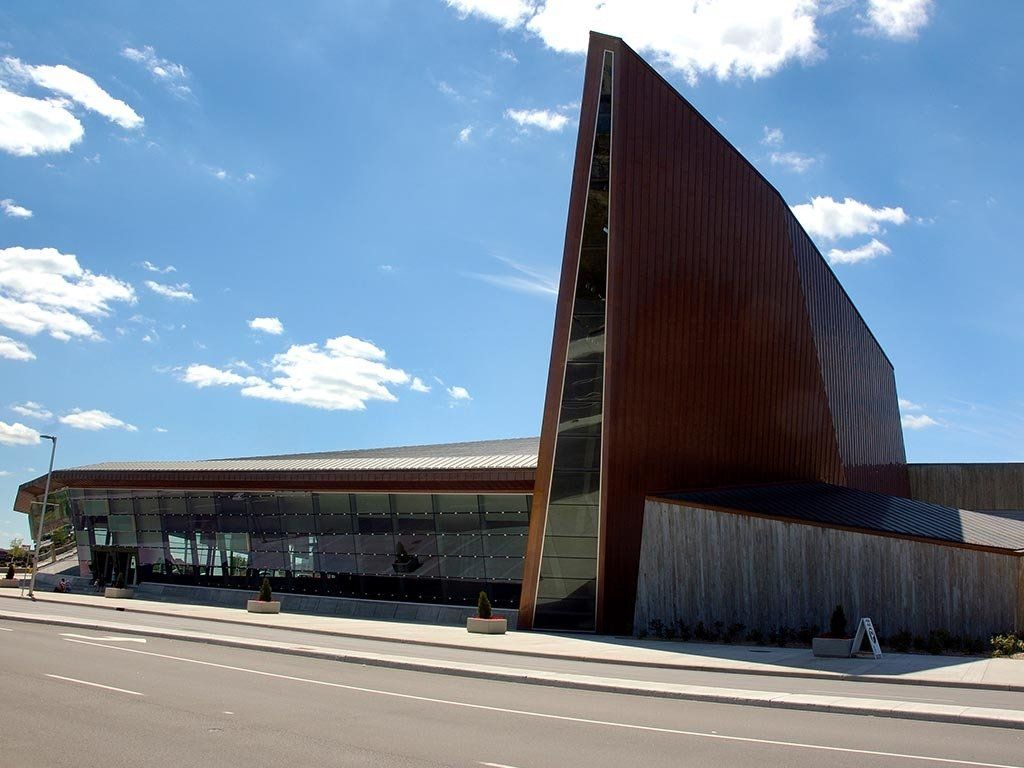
(2, 597), (1023, 711)
(3, 619), (1024, 768)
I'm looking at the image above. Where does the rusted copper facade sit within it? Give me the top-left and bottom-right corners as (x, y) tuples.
(519, 34), (909, 634)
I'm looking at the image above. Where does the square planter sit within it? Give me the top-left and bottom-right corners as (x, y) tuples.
(812, 637), (854, 658)
(0, 579), (22, 589)
(104, 587), (134, 599)
(247, 599), (281, 614)
(467, 616), (507, 634)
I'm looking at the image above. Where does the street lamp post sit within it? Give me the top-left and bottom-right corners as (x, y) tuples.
(27, 434), (57, 599)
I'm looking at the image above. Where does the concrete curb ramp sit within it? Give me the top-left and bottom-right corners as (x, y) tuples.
(3, 609), (1023, 730)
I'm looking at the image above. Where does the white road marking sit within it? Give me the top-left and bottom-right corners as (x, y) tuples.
(46, 674), (144, 697)
(0, 627), (13, 632)
(61, 633), (147, 643)
(223, 711), (234, 715)
(480, 763), (522, 767)
(62, 638), (1021, 768)
(806, 689), (955, 704)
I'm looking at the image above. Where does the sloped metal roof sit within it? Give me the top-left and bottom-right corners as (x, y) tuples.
(656, 482), (1024, 554)
(67, 436), (540, 473)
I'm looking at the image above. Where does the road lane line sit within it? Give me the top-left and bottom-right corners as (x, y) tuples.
(60, 638), (1020, 768)
(0, 627), (12, 631)
(60, 632), (147, 643)
(480, 763), (522, 767)
(45, 674), (144, 696)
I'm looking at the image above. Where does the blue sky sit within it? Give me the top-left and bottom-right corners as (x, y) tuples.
(1, 1), (1021, 544)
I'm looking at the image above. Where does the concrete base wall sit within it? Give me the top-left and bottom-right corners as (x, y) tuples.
(634, 500), (1021, 641)
(31, 574), (517, 629)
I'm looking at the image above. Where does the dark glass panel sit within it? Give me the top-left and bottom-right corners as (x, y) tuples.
(395, 514), (435, 534)
(548, 470), (600, 506)
(551, 435), (601, 472)
(436, 534), (482, 557)
(316, 534), (355, 554)
(482, 535), (527, 558)
(352, 494), (390, 515)
(356, 515), (393, 535)
(539, 557), (597, 580)
(392, 494), (432, 515)
(317, 515), (353, 535)
(479, 494), (530, 514)
(541, 535), (598, 559)
(484, 557), (525, 581)
(316, 493), (351, 515)
(440, 557), (485, 579)
(436, 514), (480, 534)
(434, 494), (479, 515)
(354, 533), (394, 555)
(545, 505), (600, 537)
(483, 511), (529, 536)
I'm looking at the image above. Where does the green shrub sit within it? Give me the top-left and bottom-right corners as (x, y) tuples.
(723, 623), (745, 644)
(990, 633), (1024, 657)
(477, 590), (492, 619)
(927, 629), (948, 655)
(889, 629), (913, 653)
(4, 563), (14, 580)
(114, 572), (126, 590)
(258, 577), (273, 602)
(829, 605), (847, 638)
(675, 620), (693, 642)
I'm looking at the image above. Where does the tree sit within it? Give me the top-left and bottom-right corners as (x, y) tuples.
(258, 577), (273, 602)
(477, 590), (492, 619)
(8, 538), (27, 564)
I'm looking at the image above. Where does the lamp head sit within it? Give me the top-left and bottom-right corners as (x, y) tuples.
(40, 434), (56, 441)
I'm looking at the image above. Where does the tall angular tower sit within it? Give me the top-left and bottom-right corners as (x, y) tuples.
(519, 33), (909, 634)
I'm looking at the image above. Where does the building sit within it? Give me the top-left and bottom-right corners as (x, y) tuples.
(15, 33), (1024, 639)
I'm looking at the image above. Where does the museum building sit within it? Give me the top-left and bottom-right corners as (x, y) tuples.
(15, 34), (1024, 638)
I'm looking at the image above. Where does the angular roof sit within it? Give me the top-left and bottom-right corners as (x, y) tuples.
(67, 436), (541, 473)
(654, 482), (1024, 554)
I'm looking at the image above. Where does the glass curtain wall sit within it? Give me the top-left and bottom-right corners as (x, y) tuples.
(533, 50), (613, 631)
(69, 489), (530, 608)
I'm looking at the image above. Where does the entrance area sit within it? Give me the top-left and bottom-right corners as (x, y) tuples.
(90, 547), (138, 587)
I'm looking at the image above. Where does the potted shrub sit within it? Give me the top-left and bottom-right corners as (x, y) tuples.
(246, 577), (281, 614)
(104, 572), (134, 599)
(812, 605), (853, 657)
(466, 590), (507, 634)
(0, 562), (19, 589)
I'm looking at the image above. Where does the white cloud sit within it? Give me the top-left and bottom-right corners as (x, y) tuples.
(244, 172), (256, 181)
(182, 335), (412, 411)
(11, 401), (51, 420)
(141, 260), (176, 274)
(0, 85), (84, 156)
(865, 0), (933, 40)
(470, 256), (559, 296)
(59, 408), (137, 432)
(898, 398), (922, 412)
(790, 196), (909, 241)
(458, 125), (473, 143)
(437, 81), (459, 99)
(145, 280), (195, 301)
(0, 420), (40, 445)
(827, 238), (891, 265)
(410, 377), (431, 393)
(446, 0), (534, 28)
(505, 108), (569, 132)
(901, 413), (939, 430)
(1, 199), (32, 218)
(0, 246), (136, 340)
(0, 335), (34, 361)
(121, 45), (191, 97)
(497, 49), (519, 63)
(448, 0), (824, 84)
(3, 56), (143, 130)
(761, 126), (784, 146)
(249, 316), (284, 335)
(769, 150), (815, 173)
(212, 168), (228, 180)
(154, 426), (168, 433)
(447, 385), (472, 401)
(182, 364), (260, 389)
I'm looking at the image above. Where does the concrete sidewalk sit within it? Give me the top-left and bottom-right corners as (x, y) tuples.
(2, 589), (1022, 692)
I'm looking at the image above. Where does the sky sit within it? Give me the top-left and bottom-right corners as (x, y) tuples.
(1, 0), (1022, 544)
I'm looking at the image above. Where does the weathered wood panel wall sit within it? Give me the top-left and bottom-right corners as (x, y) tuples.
(634, 500), (1022, 640)
(909, 464), (1024, 512)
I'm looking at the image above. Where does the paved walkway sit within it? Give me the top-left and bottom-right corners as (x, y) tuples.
(2, 589), (1021, 691)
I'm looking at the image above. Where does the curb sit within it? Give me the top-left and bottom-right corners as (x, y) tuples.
(3, 609), (1023, 730)
(2, 592), (1019, 694)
